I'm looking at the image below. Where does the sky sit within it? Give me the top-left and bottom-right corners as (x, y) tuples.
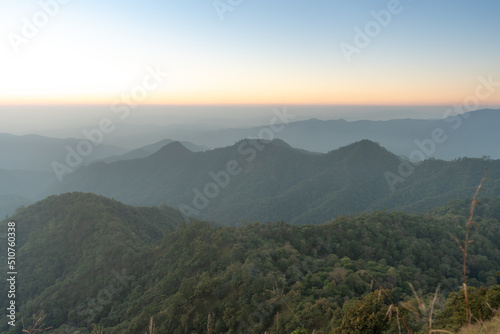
(1, 0), (499, 131)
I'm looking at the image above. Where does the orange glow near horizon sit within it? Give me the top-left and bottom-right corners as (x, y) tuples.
(2, 90), (499, 107)
(1, 69), (499, 107)
(2, 0), (499, 115)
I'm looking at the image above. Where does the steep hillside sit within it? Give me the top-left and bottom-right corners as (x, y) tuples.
(0, 193), (185, 333)
(50, 139), (500, 226)
(1, 194), (499, 333)
(102, 138), (208, 163)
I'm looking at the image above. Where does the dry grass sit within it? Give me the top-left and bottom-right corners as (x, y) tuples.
(90, 324), (106, 334)
(448, 166), (488, 330)
(22, 311), (51, 334)
(146, 316), (155, 334)
(457, 315), (500, 334)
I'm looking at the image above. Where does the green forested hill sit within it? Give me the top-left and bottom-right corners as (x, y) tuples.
(0, 193), (185, 334)
(102, 138), (208, 164)
(1, 193), (500, 333)
(50, 139), (500, 226)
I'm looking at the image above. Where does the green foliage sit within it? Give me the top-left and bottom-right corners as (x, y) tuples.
(331, 290), (390, 334)
(435, 286), (500, 331)
(1, 193), (500, 333)
(54, 140), (500, 226)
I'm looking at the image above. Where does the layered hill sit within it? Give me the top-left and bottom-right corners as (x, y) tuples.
(50, 139), (500, 226)
(0, 133), (127, 218)
(30, 109), (498, 161)
(0, 136), (204, 219)
(0, 169), (58, 220)
(0, 133), (128, 172)
(159, 109), (500, 160)
(0, 193), (185, 333)
(1, 193), (499, 333)
(2, 109), (498, 223)
(101, 138), (208, 164)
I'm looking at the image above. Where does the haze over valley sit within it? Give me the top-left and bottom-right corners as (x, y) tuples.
(1, 0), (500, 333)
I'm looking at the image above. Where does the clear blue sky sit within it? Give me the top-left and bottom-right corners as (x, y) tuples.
(0, 0), (499, 130)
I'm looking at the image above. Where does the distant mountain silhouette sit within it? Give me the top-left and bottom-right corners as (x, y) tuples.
(0, 169), (58, 219)
(0, 133), (128, 171)
(0, 133), (130, 218)
(178, 109), (500, 160)
(50, 139), (500, 225)
(102, 139), (208, 163)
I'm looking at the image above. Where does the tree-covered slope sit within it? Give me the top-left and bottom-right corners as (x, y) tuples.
(102, 138), (208, 164)
(50, 139), (500, 226)
(1, 193), (500, 333)
(0, 193), (185, 333)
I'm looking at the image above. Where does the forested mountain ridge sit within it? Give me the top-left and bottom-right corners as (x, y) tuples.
(0, 193), (185, 333)
(50, 139), (500, 226)
(2, 109), (498, 222)
(1, 193), (499, 333)
(171, 109), (500, 160)
(101, 138), (208, 164)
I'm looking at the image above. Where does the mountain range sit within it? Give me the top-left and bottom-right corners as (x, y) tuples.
(1, 109), (499, 332)
(50, 139), (499, 226)
(0, 136), (205, 218)
(1, 109), (498, 224)
(174, 109), (499, 160)
(102, 138), (208, 163)
(15, 109), (500, 161)
(1, 192), (499, 333)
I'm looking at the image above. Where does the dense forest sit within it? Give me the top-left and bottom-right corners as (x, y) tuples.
(1, 192), (499, 333)
(49, 139), (500, 226)
(2, 132), (500, 224)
